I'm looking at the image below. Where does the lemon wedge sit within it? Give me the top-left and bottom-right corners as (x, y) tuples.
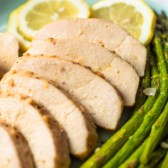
(91, 0), (156, 45)
(7, 7), (31, 52)
(18, 0), (90, 40)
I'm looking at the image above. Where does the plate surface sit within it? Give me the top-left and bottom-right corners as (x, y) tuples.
(0, 0), (167, 167)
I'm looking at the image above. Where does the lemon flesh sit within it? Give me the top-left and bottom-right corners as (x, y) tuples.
(26, 1), (80, 30)
(92, 3), (143, 39)
(18, 0), (90, 40)
(92, 0), (156, 45)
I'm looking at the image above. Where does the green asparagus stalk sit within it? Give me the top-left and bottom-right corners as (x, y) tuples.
(120, 124), (168, 168)
(140, 102), (168, 165)
(81, 49), (158, 168)
(119, 140), (147, 168)
(161, 152), (168, 168)
(119, 142), (167, 168)
(119, 123), (168, 168)
(139, 148), (167, 168)
(163, 36), (168, 66)
(103, 36), (168, 168)
(156, 12), (168, 65)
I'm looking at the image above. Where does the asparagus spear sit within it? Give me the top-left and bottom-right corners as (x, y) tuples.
(119, 140), (147, 168)
(119, 123), (168, 168)
(103, 36), (168, 168)
(139, 148), (167, 168)
(163, 36), (168, 66)
(120, 123), (168, 168)
(161, 152), (168, 168)
(156, 12), (168, 64)
(119, 142), (167, 168)
(140, 102), (168, 165)
(81, 49), (158, 168)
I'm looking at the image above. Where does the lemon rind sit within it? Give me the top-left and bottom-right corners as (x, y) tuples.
(7, 7), (31, 51)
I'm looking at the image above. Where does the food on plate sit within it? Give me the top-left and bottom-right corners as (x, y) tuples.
(115, 35), (147, 76)
(35, 18), (128, 50)
(27, 38), (139, 106)
(82, 30), (167, 168)
(81, 50), (160, 168)
(140, 102), (168, 165)
(11, 56), (124, 130)
(34, 18), (147, 76)
(7, 8), (31, 51)
(103, 36), (168, 168)
(161, 152), (168, 168)
(17, 0), (90, 40)
(1, 70), (98, 159)
(1, 0), (167, 167)
(0, 32), (19, 78)
(0, 96), (70, 168)
(0, 123), (34, 168)
(91, 0), (156, 45)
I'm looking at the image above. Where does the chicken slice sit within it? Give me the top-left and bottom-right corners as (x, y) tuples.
(0, 32), (19, 78)
(34, 18), (147, 76)
(1, 71), (98, 159)
(27, 39), (139, 106)
(0, 123), (34, 168)
(115, 35), (147, 77)
(0, 96), (70, 168)
(11, 56), (124, 130)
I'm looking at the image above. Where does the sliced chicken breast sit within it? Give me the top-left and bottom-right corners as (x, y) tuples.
(0, 123), (34, 168)
(27, 39), (139, 106)
(1, 71), (98, 159)
(115, 35), (147, 77)
(0, 32), (19, 78)
(35, 19), (128, 51)
(34, 18), (147, 76)
(0, 96), (70, 168)
(11, 56), (124, 130)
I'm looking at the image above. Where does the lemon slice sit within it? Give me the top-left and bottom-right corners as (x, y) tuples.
(7, 7), (31, 52)
(18, 0), (90, 40)
(91, 0), (156, 45)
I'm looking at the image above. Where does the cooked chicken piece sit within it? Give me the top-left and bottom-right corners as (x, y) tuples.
(0, 96), (70, 168)
(35, 19), (128, 51)
(1, 71), (98, 159)
(34, 18), (147, 76)
(0, 33), (19, 78)
(0, 123), (34, 168)
(27, 39), (139, 106)
(115, 35), (147, 77)
(11, 56), (124, 130)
